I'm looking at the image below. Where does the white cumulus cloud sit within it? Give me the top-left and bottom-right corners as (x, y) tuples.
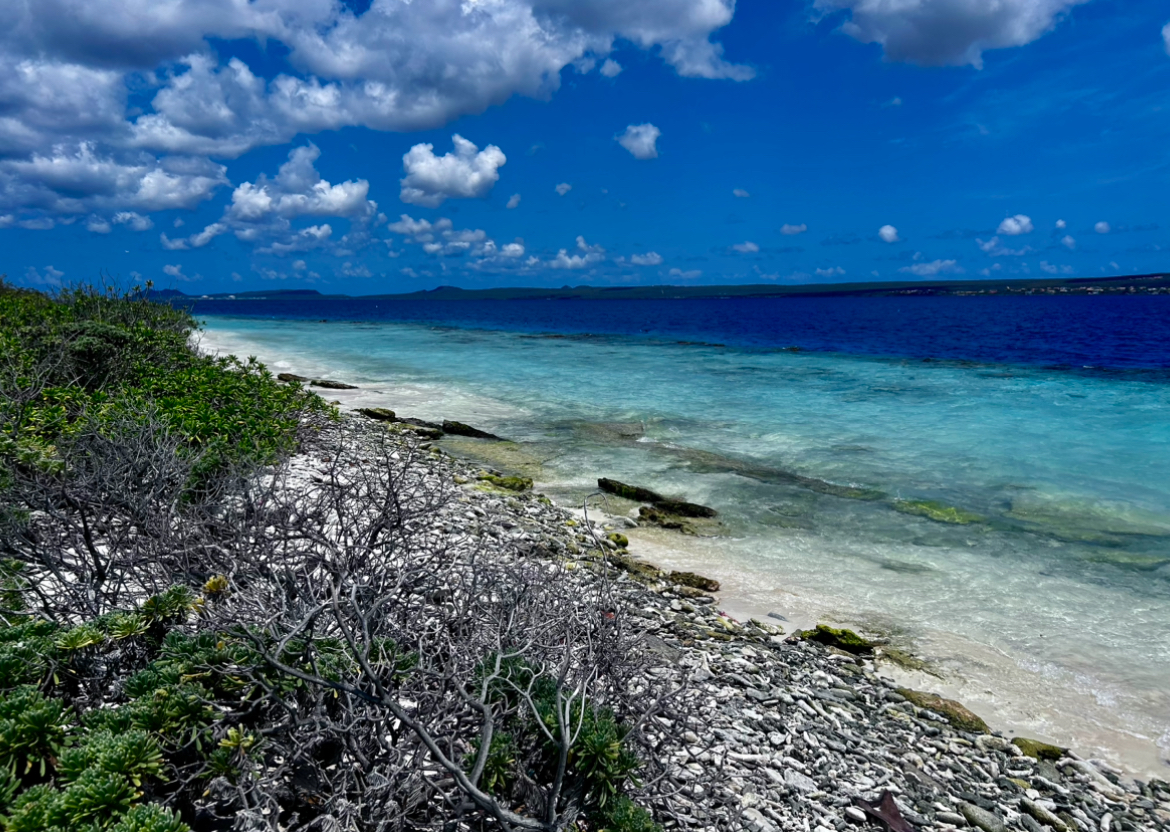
(555, 183), (572, 196)
(879, 224), (900, 243)
(814, 0), (1089, 68)
(976, 236), (1032, 256)
(630, 252), (663, 266)
(780, 223), (807, 235)
(1055, 218), (1067, 229)
(815, 266), (846, 277)
(112, 211), (154, 231)
(1061, 235), (1076, 250)
(1095, 221), (1110, 234)
(899, 259), (964, 276)
(998, 214), (1033, 235)
(732, 241), (759, 253)
(733, 188), (750, 198)
(506, 193), (521, 209)
(616, 123), (661, 160)
(668, 267), (702, 279)
(549, 236), (606, 269)
(1163, 22), (1170, 55)
(600, 59), (623, 77)
(399, 135), (505, 208)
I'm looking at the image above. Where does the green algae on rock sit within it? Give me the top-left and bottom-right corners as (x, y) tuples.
(607, 532), (629, 549)
(668, 571), (720, 593)
(897, 688), (989, 733)
(1011, 737), (1066, 760)
(799, 624), (876, 655)
(608, 554), (663, 582)
(893, 499), (985, 525)
(476, 472), (533, 492)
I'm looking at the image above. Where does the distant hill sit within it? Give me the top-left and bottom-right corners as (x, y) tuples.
(156, 272), (1170, 303)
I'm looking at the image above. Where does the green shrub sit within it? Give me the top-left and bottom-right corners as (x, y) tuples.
(0, 687), (73, 777)
(466, 732), (515, 795)
(109, 803), (189, 832)
(594, 795), (662, 832)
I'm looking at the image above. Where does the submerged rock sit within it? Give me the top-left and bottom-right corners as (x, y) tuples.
(668, 571), (720, 592)
(893, 499), (985, 525)
(442, 420), (502, 440)
(877, 646), (941, 677)
(1081, 552), (1170, 572)
(897, 688), (989, 733)
(800, 624), (876, 655)
(638, 506), (697, 534)
(1011, 737), (1066, 760)
(598, 478), (665, 503)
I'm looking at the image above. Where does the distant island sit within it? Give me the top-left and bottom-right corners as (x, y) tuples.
(154, 271), (1170, 302)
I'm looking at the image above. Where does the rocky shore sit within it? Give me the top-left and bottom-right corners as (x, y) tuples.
(327, 412), (1170, 832)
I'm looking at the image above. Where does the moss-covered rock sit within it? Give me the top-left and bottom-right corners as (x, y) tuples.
(1011, 737), (1066, 760)
(402, 424), (444, 440)
(356, 407), (397, 422)
(443, 420), (502, 440)
(608, 554), (663, 582)
(668, 571), (720, 592)
(897, 688), (989, 733)
(893, 499), (985, 525)
(800, 624), (876, 655)
(476, 473), (532, 492)
(606, 532), (629, 549)
(598, 478), (665, 503)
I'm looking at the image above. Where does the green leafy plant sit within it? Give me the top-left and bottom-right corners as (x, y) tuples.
(0, 687), (73, 777)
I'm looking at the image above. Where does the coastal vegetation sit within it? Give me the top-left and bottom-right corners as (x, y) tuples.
(0, 281), (666, 832)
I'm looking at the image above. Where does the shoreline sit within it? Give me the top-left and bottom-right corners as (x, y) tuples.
(300, 412), (1170, 830)
(194, 325), (1170, 786)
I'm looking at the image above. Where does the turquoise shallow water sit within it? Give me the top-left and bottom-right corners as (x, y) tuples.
(198, 315), (1170, 776)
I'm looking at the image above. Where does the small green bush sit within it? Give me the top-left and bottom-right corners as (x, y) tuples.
(0, 687), (73, 777)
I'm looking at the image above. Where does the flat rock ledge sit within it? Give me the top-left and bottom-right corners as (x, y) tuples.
(302, 415), (1170, 832)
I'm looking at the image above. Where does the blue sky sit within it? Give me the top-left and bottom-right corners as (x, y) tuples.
(2, 0), (1169, 294)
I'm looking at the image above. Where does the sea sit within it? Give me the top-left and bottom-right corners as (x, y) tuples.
(190, 293), (1170, 778)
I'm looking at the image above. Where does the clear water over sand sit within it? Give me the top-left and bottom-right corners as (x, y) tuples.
(197, 313), (1170, 777)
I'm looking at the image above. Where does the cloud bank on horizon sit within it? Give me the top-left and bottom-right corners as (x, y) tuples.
(1, 0), (1168, 291)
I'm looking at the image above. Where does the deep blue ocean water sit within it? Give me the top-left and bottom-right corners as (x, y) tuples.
(192, 294), (1170, 776)
(188, 294), (1170, 371)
